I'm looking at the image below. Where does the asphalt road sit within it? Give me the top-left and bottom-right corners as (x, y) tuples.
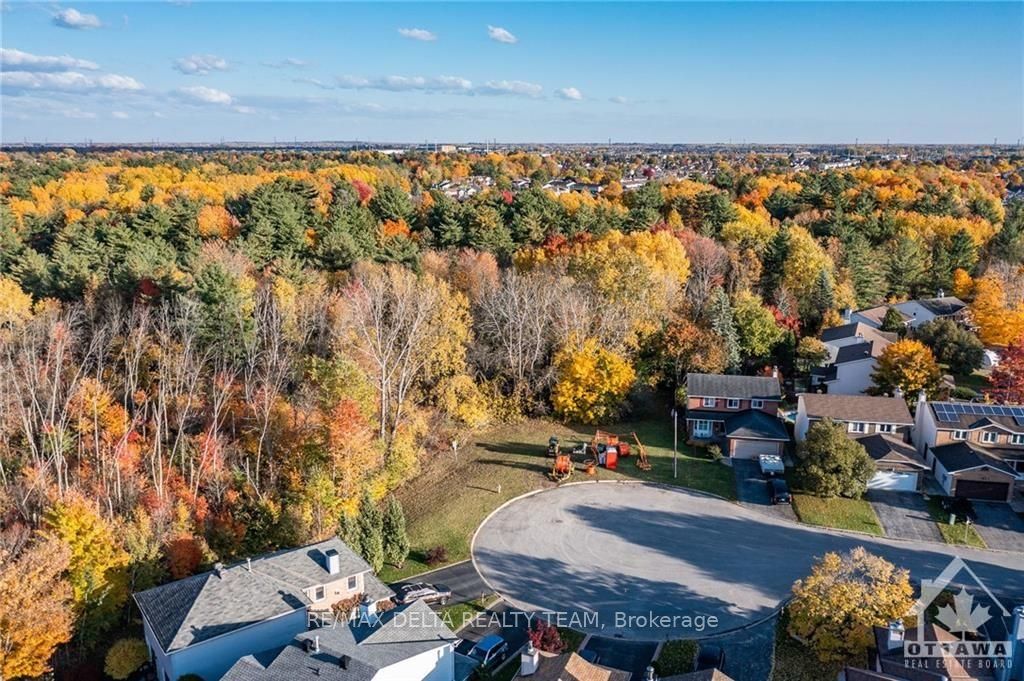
(390, 560), (491, 604)
(472, 482), (1024, 640)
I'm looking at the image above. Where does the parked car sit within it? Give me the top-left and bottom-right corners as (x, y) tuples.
(696, 643), (725, 671)
(392, 582), (453, 605)
(939, 496), (977, 522)
(468, 634), (509, 671)
(768, 478), (791, 505)
(758, 454), (785, 477)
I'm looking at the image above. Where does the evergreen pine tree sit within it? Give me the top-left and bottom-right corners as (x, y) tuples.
(842, 233), (885, 306)
(356, 490), (384, 573)
(381, 495), (410, 568)
(760, 225), (790, 302)
(880, 307), (905, 334)
(338, 510), (360, 554)
(706, 287), (741, 372)
(886, 236), (927, 299)
(947, 228), (978, 274)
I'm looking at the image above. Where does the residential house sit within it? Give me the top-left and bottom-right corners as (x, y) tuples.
(893, 295), (968, 329)
(795, 393), (926, 491)
(515, 644), (630, 680)
(222, 599), (458, 681)
(811, 323), (897, 395)
(134, 537), (394, 681)
(849, 305), (912, 330)
(913, 396), (1024, 501)
(684, 373), (788, 458)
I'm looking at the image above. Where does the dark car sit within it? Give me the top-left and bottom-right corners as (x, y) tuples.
(468, 634), (509, 671)
(696, 643), (725, 671)
(939, 496), (977, 522)
(768, 478), (791, 505)
(392, 582), (453, 605)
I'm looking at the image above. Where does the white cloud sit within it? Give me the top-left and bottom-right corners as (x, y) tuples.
(176, 85), (232, 105)
(487, 25), (517, 44)
(0, 48), (98, 72)
(330, 73), (540, 98)
(294, 77), (331, 89)
(261, 57), (307, 69)
(556, 87), (583, 101)
(63, 107), (96, 119)
(112, 110), (129, 119)
(1, 70), (143, 93)
(52, 8), (101, 29)
(174, 54), (229, 75)
(477, 80), (542, 97)
(609, 95), (628, 105)
(398, 27), (437, 42)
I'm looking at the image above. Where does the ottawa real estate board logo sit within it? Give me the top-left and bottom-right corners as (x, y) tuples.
(905, 557), (1012, 669)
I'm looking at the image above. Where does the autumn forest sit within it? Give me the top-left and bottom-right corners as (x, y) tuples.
(1, 147), (1024, 679)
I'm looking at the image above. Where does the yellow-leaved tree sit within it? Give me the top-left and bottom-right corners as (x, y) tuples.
(41, 496), (130, 645)
(0, 276), (32, 326)
(870, 339), (941, 400)
(551, 338), (635, 424)
(788, 548), (915, 662)
(970, 276), (1024, 346)
(0, 539), (73, 680)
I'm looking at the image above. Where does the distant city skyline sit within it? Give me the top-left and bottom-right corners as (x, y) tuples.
(2, 1), (1022, 144)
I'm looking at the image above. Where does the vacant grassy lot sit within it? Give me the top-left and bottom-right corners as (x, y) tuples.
(925, 498), (987, 548)
(791, 494), (884, 536)
(438, 593), (499, 631)
(381, 405), (734, 581)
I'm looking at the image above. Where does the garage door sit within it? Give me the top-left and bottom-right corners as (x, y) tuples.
(868, 471), (919, 491)
(955, 480), (1010, 501)
(731, 439), (780, 459)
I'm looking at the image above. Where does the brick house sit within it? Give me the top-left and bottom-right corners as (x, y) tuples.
(683, 373), (788, 459)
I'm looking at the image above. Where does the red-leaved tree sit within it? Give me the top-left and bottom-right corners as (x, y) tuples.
(989, 335), (1024, 403)
(528, 619), (565, 653)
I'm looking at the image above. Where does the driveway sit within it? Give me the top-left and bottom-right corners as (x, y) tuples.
(709, 614), (776, 681)
(579, 637), (658, 681)
(472, 483), (1024, 639)
(392, 560), (489, 605)
(733, 459), (797, 521)
(973, 502), (1024, 552)
(868, 491), (943, 543)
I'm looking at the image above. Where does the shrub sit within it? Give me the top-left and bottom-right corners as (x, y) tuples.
(103, 638), (149, 680)
(706, 444), (723, 461)
(424, 545), (449, 566)
(795, 419), (874, 498)
(527, 619), (564, 653)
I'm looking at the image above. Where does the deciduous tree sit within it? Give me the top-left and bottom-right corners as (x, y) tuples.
(795, 419), (875, 498)
(870, 339), (941, 400)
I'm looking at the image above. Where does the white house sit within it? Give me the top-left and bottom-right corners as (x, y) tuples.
(892, 295), (968, 329)
(810, 323), (897, 395)
(795, 393), (926, 491)
(222, 599), (458, 681)
(134, 538), (396, 681)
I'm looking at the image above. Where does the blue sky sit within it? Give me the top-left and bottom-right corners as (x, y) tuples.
(2, 2), (1022, 144)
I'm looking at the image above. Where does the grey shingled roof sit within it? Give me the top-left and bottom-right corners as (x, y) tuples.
(685, 373), (781, 400)
(800, 394), (913, 425)
(854, 434), (927, 471)
(724, 410), (789, 441)
(834, 341), (883, 364)
(820, 322), (897, 346)
(916, 296), (967, 316)
(221, 600), (456, 681)
(135, 537), (377, 653)
(930, 442), (1018, 476)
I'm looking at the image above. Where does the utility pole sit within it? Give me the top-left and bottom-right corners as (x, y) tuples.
(671, 408), (678, 479)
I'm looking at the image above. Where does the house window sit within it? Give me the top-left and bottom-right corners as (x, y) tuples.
(878, 424), (895, 433)
(314, 586), (325, 601)
(847, 422), (867, 434)
(702, 397), (716, 408)
(952, 430), (967, 441)
(981, 431), (998, 444)
(727, 398), (740, 409)
(348, 575), (357, 590)
(693, 420), (713, 438)
(751, 399), (764, 409)
(1012, 434), (1024, 445)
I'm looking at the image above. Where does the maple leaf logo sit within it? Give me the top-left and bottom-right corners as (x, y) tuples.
(935, 587), (991, 636)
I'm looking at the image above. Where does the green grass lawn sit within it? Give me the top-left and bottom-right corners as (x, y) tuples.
(925, 498), (987, 548)
(437, 593), (499, 632)
(653, 639), (698, 677)
(771, 612), (847, 681)
(381, 402), (734, 581)
(790, 494), (885, 536)
(558, 627), (586, 653)
(952, 370), (990, 398)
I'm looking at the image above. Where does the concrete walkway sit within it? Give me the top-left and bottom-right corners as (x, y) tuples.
(472, 483), (1024, 640)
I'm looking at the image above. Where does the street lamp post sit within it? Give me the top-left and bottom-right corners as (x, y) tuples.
(671, 408), (678, 479)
